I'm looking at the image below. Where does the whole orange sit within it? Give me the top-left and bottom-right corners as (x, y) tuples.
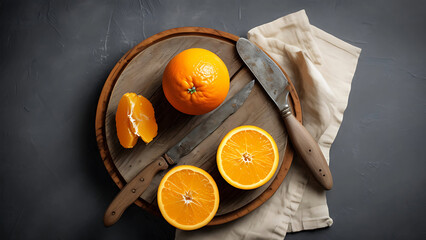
(162, 48), (230, 115)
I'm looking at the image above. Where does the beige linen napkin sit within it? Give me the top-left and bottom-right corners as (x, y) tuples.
(176, 9), (361, 239)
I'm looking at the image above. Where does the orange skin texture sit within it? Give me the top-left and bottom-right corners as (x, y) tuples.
(162, 48), (230, 115)
(115, 93), (158, 148)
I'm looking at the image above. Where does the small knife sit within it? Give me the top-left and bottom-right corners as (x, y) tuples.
(104, 80), (255, 227)
(236, 38), (333, 190)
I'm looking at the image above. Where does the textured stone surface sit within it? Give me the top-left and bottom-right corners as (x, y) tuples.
(0, 0), (425, 239)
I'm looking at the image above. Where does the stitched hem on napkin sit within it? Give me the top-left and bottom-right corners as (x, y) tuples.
(288, 204), (333, 232)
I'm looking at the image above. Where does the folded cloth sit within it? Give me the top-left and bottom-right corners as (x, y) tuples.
(176, 9), (361, 239)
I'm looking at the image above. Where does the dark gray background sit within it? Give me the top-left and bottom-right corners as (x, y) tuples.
(1, 0), (425, 239)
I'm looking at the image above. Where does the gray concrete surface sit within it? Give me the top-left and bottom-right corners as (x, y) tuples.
(0, 0), (425, 239)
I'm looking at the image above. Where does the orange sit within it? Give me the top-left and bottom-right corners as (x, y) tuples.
(162, 48), (230, 115)
(157, 165), (219, 230)
(115, 93), (158, 148)
(217, 125), (279, 190)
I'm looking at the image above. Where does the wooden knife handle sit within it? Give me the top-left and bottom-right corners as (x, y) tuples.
(103, 156), (168, 227)
(281, 107), (333, 190)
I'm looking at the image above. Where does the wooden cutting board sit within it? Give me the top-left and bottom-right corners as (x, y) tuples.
(95, 27), (302, 225)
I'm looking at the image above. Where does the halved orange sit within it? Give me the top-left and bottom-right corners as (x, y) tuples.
(217, 125), (279, 190)
(157, 165), (219, 230)
(115, 93), (158, 148)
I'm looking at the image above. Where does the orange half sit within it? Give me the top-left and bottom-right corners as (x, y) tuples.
(217, 125), (279, 190)
(157, 165), (219, 230)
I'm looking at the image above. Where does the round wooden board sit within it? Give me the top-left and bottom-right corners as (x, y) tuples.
(95, 27), (302, 225)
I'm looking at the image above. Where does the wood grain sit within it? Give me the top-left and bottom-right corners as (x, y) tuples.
(103, 157), (168, 227)
(282, 112), (333, 190)
(95, 27), (302, 225)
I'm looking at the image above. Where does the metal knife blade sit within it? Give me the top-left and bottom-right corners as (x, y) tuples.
(104, 80), (255, 227)
(236, 38), (289, 111)
(236, 38), (333, 191)
(165, 79), (255, 162)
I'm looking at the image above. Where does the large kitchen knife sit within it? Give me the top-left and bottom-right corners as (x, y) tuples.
(104, 80), (255, 227)
(236, 38), (333, 190)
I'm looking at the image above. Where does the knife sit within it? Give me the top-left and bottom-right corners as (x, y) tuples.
(104, 80), (255, 227)
(236, 38), (333, 190)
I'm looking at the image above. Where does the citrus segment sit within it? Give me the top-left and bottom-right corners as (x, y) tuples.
(162, 48), (230, 115)
(157, 165), (219, 230)
(217, 125), (279, 190)
(115, 93), (158, 148)
(133, 95), (157, 143)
